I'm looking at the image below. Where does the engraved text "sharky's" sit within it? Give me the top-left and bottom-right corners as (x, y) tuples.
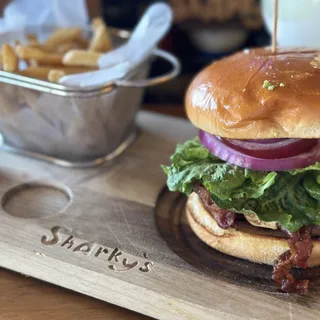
(41, 226), (154, 272)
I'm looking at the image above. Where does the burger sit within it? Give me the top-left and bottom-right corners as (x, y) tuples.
(162, 47), (320, 293)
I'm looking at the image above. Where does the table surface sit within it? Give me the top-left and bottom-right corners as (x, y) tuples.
(0, 104), (185, 320)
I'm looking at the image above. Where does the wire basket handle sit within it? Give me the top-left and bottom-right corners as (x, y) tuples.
(115, 49), (181, 88)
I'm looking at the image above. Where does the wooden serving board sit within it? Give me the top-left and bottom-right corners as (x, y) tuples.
(0, 111), (319, 320)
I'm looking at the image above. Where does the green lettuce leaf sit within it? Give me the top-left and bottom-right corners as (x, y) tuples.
(162, 138), (320, 232)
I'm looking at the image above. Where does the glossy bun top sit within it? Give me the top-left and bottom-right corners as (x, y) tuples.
(186, 47), (320, 139)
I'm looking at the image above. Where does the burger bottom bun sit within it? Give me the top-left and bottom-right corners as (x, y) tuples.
(186, 192), (320, 268)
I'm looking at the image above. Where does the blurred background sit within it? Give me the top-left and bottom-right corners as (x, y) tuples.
(2, 0), (320, 113)
(0, 0), (270, 109)
(94, 0), (270, 107)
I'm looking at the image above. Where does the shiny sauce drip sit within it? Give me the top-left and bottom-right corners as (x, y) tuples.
(272, 227), (313, 293)
(193, 184), (236, 229)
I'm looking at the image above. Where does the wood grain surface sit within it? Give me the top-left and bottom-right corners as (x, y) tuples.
(0, 269), (150, 320)
(1, 106), (319, 320)
(0, 105), (182, 320)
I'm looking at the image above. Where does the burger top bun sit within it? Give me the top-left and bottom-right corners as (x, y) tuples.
(186, 47), (320, 139)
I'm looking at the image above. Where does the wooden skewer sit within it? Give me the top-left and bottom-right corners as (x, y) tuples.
(272, 0), (279, 53)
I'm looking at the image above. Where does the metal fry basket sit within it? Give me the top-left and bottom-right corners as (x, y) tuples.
(0, 27), (180, 168)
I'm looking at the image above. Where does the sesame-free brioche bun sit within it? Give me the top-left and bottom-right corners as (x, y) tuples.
(185, 47), (320, 139)
(186, 192), (320, 267)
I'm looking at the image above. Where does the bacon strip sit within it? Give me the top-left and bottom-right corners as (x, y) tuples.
(272, 226), (313, 293)
(193, 184), (313, 293)
(193, 184), (236, 229)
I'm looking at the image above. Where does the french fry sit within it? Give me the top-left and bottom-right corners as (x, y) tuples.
(48, 70), (65, 82)
(74, 36), (89, 49)
(56, 42), (75, 54)
(19, 65), (96, 81)
(89, 17), (112, 52)
(28, 59), (39, 67)
(91, 17), (105, 30)
(44, 27), (82, 51)
(62, 50), (101, 67)
(18, 67), (52, 80)
(28, 42), (51, 52)
(16, 46), (63, 66)
(26, 33), (41, 52)
(89, 26), (112, 52)
(1, 24), (116, 84)
(48, 67), (97, 82)
(2, 44), (19, 72)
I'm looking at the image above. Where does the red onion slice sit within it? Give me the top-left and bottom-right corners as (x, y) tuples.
(223, 138), (300, 150)
(199, 130), (320, 171)
(221, 138), (318, 159)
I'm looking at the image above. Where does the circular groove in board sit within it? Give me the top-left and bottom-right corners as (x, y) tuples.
(155, 187), (320, 294)
(2, 182), (72, 219)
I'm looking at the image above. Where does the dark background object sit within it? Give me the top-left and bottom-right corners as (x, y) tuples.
(99, 0), (270, 106)
(1, 0), (270, 107)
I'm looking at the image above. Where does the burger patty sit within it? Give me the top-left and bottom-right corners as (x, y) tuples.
(193, 184), (315, 293)
(194, 183), (320, 238)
